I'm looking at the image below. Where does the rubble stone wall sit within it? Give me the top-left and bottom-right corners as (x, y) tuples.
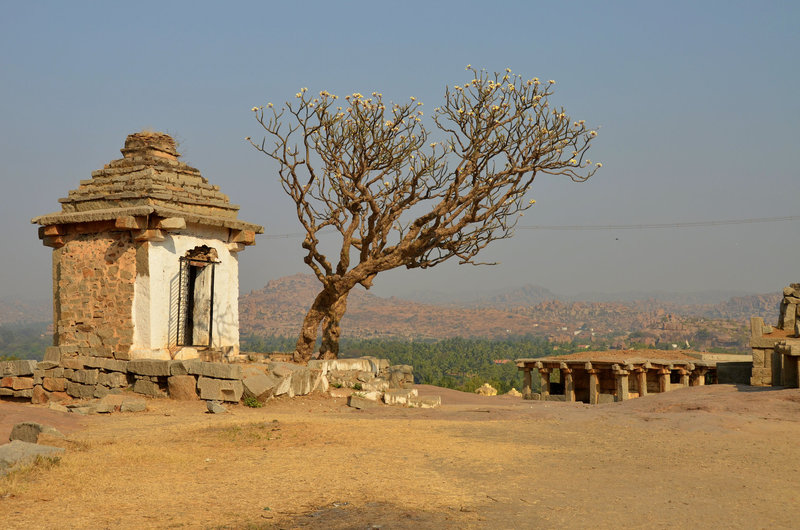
(54, 232), (136, 360)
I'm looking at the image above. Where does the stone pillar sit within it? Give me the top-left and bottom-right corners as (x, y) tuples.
(522, 367), (532, 399)
(679, 369), (690, 387)
(615, 371), (629, 402)
(691, 368), (707, 386)
(562, 368), (575, 402)
(636, 369), (647, 396)
(588, 369), (599, 405)
(658, 369), (671, 393)
(539, 369), (550, 398)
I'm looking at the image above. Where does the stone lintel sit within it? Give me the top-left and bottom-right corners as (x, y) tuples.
(115, 216), (148, 230)
(751, 336), (784, 348)
(42, 236), (65, 248)
(229, 229), (256, 245)
(156, 217), (187, 230)
(41, 225), (65, 237)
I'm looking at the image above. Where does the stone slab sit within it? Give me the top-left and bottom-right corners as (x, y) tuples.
(347, 395), (379, 409)
(9, 422), (64, 443)
(70, 369), (99, 385)
(120, 397), (147, 413)
(197, 377), (243, 402)
(168, 375), (198, 400)
(66, 381), (96, 399)
(127, 359), (171, 377)
(42, 377), (67, 392)
(242, 372), (280, 403)
(83, 357), (128, 373)
(98, 372), (128, 388)
(0, 440), (64, 476)
(133, 378), (167, 398)
(0, 360), (37, 377)
(383, 388), (419, 406)
(186, 361), (242, 380)
(750, 336), (784, 348)
(409, 395), (441, 408)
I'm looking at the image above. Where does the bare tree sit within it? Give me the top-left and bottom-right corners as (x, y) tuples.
(250, 67), (600, 363)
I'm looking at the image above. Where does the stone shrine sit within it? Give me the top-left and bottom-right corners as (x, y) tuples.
(32, 131), (263, 362)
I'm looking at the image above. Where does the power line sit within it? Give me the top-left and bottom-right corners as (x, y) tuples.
(517, 215), (800, 231)
(260, 215), (800, 239)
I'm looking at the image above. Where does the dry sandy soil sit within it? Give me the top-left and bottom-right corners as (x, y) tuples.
(1, 384), (799, 529)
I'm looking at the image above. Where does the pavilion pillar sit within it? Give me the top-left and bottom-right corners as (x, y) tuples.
(588, 369), (599, 404)
(614, 370), (629, 402)
(658, 369), (671, 393)
(522, 367), (533, 399)
(691, 368), (707, 386)
(679, 368), (690, 387)
(636, 369), (647, 396)
(561, 364), (575, 402)
(538, 369), (551, 398)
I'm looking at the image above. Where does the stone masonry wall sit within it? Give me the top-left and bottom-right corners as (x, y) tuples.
(54, 232), (136, 360)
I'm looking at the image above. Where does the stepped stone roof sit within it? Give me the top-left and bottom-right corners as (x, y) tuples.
(32, 131), (263, 233)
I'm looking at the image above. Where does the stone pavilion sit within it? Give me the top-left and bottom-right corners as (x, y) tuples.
(32, 131), (263, 362)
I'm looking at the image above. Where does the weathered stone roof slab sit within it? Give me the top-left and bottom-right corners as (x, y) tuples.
(32, 205), (263, 233)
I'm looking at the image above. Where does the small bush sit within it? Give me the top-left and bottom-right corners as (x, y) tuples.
(352, 382), (363, 391)
(242, 396), (263, 408)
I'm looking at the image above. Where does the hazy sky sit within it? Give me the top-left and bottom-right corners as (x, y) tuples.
(1, 1), (798, 301)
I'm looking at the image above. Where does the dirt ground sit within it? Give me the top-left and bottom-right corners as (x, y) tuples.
(1, 384), (800, 529)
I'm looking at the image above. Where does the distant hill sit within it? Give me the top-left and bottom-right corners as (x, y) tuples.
(0, 298), (50, 326)
(239, 274), (777, 351)
(239, 274), (543, 340)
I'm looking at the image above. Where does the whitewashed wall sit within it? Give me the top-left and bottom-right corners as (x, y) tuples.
(130, 225), (241, 359)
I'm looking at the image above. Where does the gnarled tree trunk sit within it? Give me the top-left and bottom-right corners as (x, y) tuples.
(319, 293), (348, 360)
(293, 288), (348, 363)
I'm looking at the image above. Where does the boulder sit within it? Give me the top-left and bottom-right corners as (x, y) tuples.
(475, 383), (498, 396)
(197, 377), (243, 402)
(168, 375), (198, 400)
(0, 440), (64, 476)
(206, 400), (227, 414)
(506, 388), (523, 397)
(9, 422), (64, 443)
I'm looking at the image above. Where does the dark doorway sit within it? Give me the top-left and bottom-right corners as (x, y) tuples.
(177, 246), (218, 348)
